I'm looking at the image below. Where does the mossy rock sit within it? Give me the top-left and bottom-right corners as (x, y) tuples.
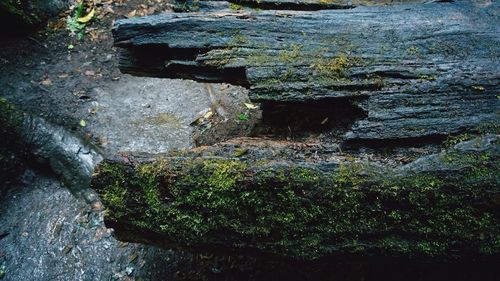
(92, 136), (500, 261)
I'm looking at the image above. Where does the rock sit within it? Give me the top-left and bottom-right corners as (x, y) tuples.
(0, 98), (28, 184)
(0, 98), (102, 199)
(0, 170), (177, 281)
(91, 135), (500, 261)
(112, 0), (499, 142)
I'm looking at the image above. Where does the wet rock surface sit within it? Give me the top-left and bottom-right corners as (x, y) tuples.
(86, 77), (258, 154)
(0, 170), (175, 281)
(0, 1), (261, 280)
(114, 0), (499, 142)
(1, 0), (499, 280)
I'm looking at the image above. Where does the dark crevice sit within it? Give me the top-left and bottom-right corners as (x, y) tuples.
(353, 70), (422, 80)
(118, 45), (250, 86)
(343, 134), (449, 149)
(252, 97), (367, 140)
(164, 63), (249, 86)
(228, 0), (356, 11)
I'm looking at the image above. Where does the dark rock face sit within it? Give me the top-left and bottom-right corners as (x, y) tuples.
(0, 99), (28, 184)
(0, 98), (102, 200)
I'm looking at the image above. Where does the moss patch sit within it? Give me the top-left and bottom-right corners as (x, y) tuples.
(93, 142), (500, 260)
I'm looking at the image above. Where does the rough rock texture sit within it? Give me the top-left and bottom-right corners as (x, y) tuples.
(112, 0), (499, 142)
(92, 0), (500, 265)
(0, 98), (27, 184)
(0, 169), (177, 281)
(0, 98), (102, 200)
(92, 135), (500, 261)
(86, 77), (259, 154)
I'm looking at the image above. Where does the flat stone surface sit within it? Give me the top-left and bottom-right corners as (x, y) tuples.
(86, 76), (212, 154)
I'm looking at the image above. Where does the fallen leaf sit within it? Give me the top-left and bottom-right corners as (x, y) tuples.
(244, 102), (258, 109)
(234, 148), (248, 157)
(59, 73), (69, 79)
(67, 44), (74, 50)
(62, 245), (73, 254)
(79, 119), (86, 127)
(77, 8), (95, 23)
(203, 111), (214, 119)
(127, 9), (137, 18)
(41, 79), (52, 86)
(85, 70), (95, 76)
(128, 253), (139, 263)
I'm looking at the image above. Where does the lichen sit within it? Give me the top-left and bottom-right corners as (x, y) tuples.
(311, 54), (363, 83)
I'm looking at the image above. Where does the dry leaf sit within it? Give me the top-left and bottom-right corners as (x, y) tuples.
(203, 111), (214, 119)
(41, 79), (52, 86)
(77, 8), (96, 23)
(244, 102), (258, 109)
(127, 9), (137, 18)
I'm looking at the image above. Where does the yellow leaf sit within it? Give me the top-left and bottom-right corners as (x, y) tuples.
(79, 119), (86, 127)
(127, 9), (137, 18)
(244, 103), (258, 109)
(203, 111), (213, 119)
(77, 8), (95, 23)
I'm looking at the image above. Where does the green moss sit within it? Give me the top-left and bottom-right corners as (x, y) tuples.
(406, 46), (420, 56)
(228, 31), (247, 46)
(278, 44), (303, 63)
(93, 142), (500, 260)
(203, 160), (246, 190)
(312, 54), (363, 83)
(137, 161), (168, 213)
(97, 163), (130, 219)
(229, 3), (243, 10)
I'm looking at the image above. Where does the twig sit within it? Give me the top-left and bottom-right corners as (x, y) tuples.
(205, 84), (228, 122)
